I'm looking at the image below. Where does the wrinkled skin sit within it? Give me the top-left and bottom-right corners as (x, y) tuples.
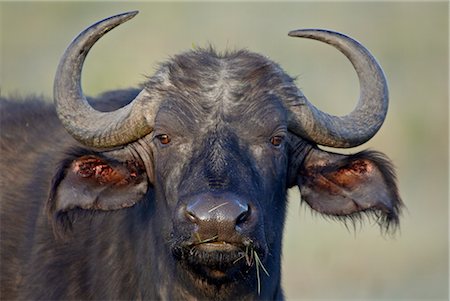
(0, 50), (401, 300)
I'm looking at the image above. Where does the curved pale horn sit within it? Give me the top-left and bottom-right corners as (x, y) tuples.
(288, 29), (389, 148)
(54, 11), (155, 148)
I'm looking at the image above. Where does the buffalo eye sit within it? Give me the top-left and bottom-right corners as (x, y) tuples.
(156, 134), (171, 145)
(270, 136), (284, 147)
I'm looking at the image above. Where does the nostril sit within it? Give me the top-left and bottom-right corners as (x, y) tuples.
(236, 205), (251, 226)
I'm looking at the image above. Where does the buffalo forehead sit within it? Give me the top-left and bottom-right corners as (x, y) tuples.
(152, 49), (290, 134)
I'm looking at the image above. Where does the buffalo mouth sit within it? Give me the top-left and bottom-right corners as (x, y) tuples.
(172, 239), (265, 283)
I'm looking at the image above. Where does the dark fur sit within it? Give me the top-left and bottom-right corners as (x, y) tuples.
(0, 49), (402, 300)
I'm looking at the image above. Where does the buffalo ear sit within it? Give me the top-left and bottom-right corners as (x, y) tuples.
(297, 148), (402, 232)
(47, 153), (148, 237)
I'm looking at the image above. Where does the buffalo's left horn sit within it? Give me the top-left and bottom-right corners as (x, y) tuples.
(54, 11), (154, 148)
(288, 29), (389, 148)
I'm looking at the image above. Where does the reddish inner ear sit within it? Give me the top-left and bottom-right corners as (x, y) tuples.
(303, 159), (375, 197)
(72, 156), (138, 186)
(327, 159), (373, 190)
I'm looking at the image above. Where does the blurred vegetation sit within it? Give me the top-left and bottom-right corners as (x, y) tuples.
(1, 2), (448, 300)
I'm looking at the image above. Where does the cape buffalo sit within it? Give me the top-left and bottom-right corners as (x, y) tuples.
(0, 11), (402, 300)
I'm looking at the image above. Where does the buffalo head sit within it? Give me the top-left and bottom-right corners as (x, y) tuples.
(47, 11), (401, 300)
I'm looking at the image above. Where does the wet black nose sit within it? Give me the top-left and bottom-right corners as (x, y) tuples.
(179, 192), (256, 239)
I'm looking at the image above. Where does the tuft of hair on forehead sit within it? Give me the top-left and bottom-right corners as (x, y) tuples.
(144, 46), (301, 110)
(166, 47), (290, 82)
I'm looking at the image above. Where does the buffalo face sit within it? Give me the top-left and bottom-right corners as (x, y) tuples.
(142, 54), (295, 294)
(152, 88), (290, 288)
(45, 11), (402, 300)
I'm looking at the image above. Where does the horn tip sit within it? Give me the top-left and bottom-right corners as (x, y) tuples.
(288, 29), (314, 37)
(288, 28), (333, 38)
(119, 10), (139, 20)
(106, 11), (139, 25)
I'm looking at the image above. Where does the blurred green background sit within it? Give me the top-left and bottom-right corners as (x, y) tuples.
(1, 2), (448, 300)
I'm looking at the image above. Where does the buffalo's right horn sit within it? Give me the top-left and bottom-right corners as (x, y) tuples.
(288, 29), (389, 148)
(54, 11), (156, 148)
